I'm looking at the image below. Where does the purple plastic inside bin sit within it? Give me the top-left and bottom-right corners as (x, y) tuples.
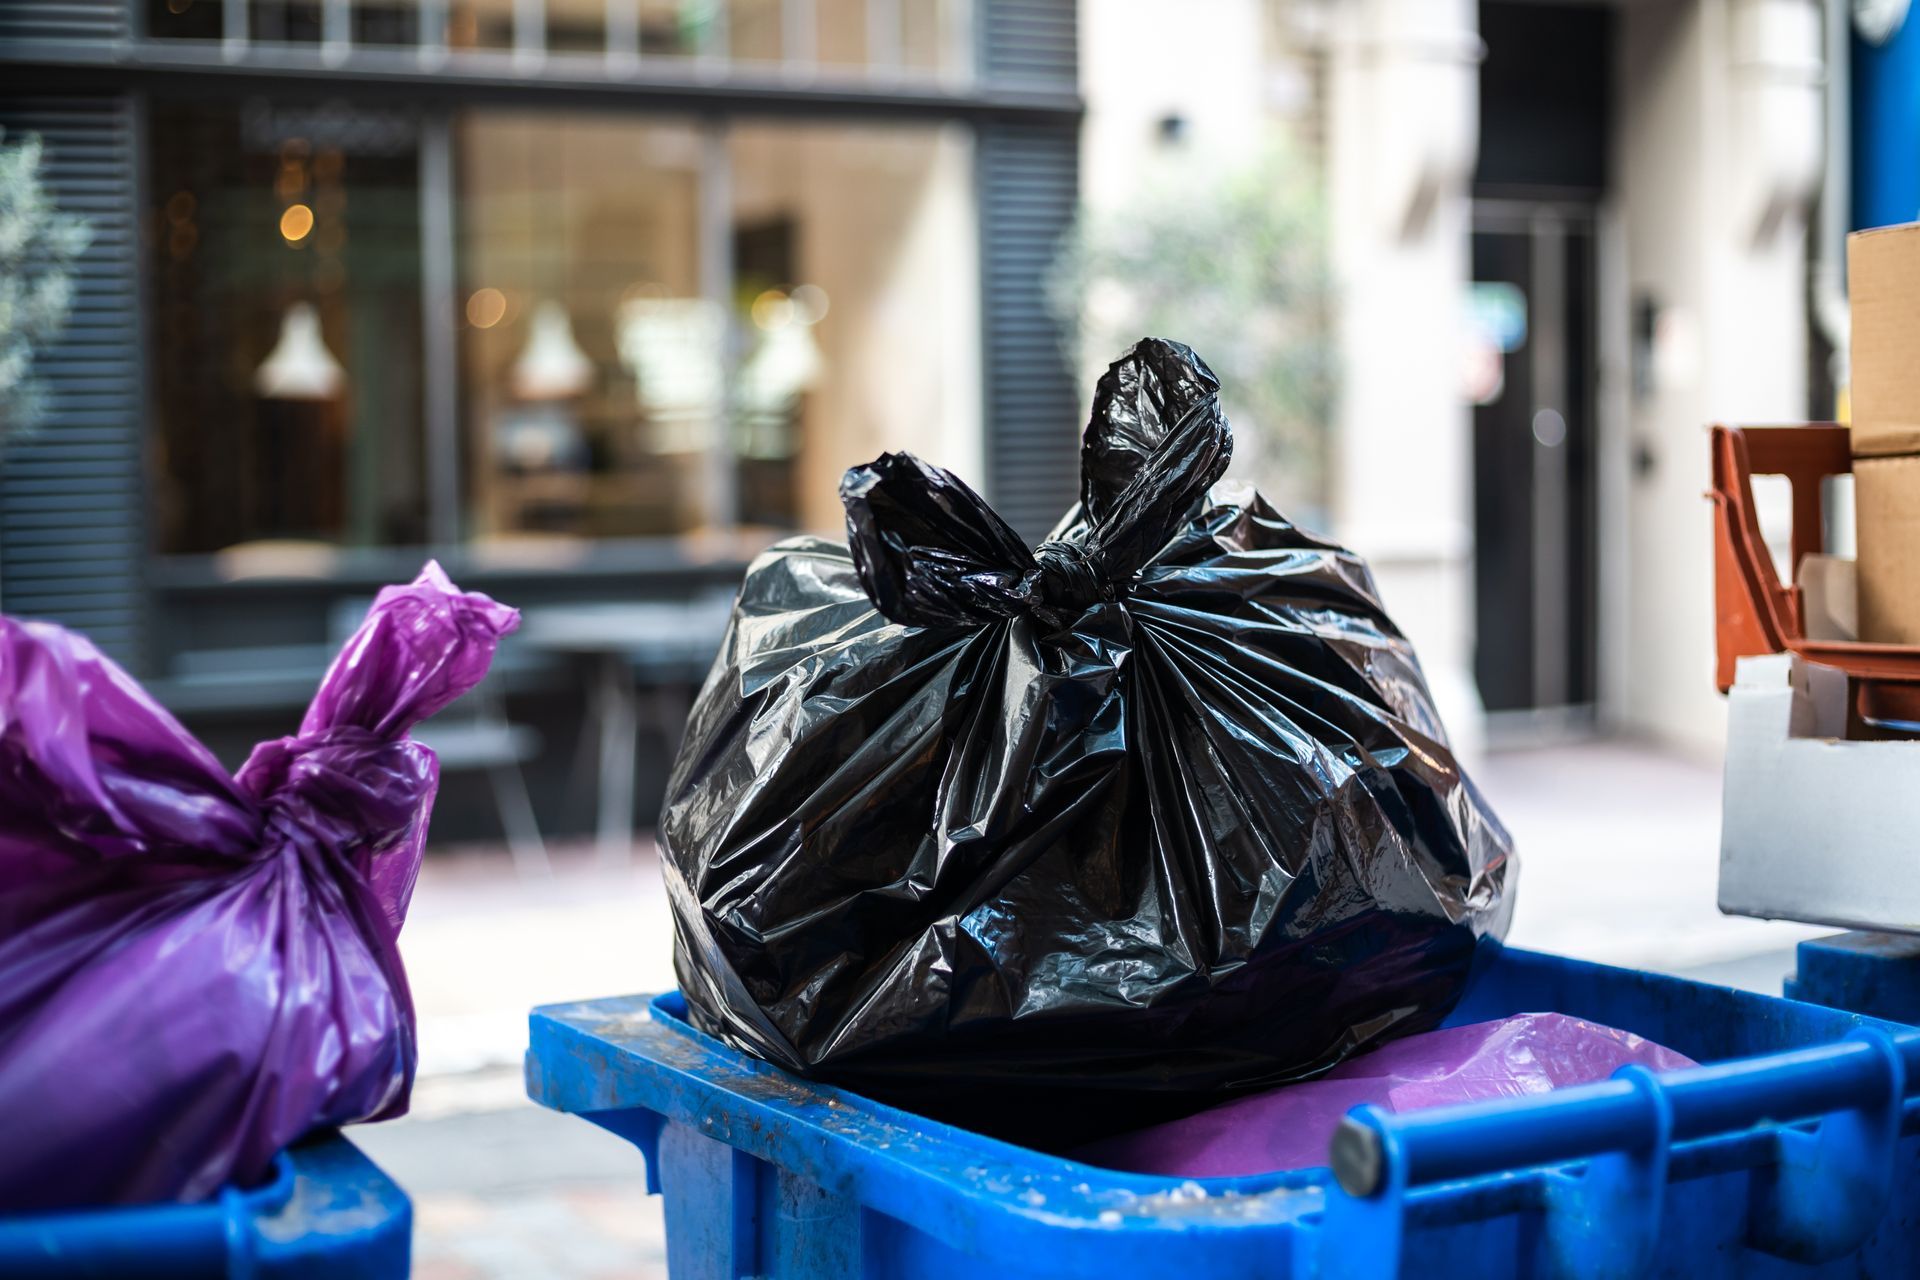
(1074, 1013), (1696, 1178)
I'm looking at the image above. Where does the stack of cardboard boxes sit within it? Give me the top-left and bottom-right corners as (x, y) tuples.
(1849, 223), (1920, 643)
(1715, 222), (1920, 935)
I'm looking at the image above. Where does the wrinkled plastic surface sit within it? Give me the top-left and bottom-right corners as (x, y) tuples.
(663, 339), (1515, 1146)
(1075, 1013), (1695, 1177)
(0, 563), (516, 1210)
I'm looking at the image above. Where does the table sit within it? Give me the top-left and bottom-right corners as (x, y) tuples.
(519, 599), (731, 864)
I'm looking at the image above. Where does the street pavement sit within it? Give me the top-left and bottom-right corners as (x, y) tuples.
(1489, 739), (1820, 974)
(355, 839), (674, 1280)
(352, 737), (1823, 1279)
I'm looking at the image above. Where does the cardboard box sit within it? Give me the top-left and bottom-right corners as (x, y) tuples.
(1848, 222), (1920, 643)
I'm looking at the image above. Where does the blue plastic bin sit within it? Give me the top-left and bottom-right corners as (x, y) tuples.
(0, 1130), (411, 1279)
(1787, 932), (1920, 1025)
(527, 946), (1920, 1279)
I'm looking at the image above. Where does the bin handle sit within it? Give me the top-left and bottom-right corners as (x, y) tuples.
(0, 1150), (296, 1278)
(1318, 1027), (1912, 1279)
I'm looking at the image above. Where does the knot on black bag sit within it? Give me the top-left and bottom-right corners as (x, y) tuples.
(840, 339), (1231, 632)
(1028, 539), (1114, 622)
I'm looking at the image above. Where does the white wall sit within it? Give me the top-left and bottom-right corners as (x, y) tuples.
(729, 122), (980, 531)
(1079, 0), (1825, 762)
(1080, 0), (1488, 750)
(1325, 0), (1485, 752)
(1078, 0), (1270, 215)
(1613, 0), (1820, 756)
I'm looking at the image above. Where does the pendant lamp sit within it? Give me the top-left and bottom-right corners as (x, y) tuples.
(255, 302), (346, 401)
(511, 299), (594, 401)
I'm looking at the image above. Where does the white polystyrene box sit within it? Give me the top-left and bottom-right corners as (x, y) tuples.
(1719, 652), (1920, 934)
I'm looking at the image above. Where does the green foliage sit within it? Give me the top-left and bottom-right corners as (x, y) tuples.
(0, 129), (90, 440)
(1049, 146), (1335, 513)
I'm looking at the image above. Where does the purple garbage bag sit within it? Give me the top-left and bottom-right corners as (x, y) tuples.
(1074, 1013), (1696, 1178)
(0, 563), (517, 1210)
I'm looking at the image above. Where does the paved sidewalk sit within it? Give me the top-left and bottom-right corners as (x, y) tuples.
(359, 839), (677, 1280)
(354, 1102), (664, 1280)
(397, 837), (679, 1084)
(1481, 738), (1820, 977)
(356, 736), (1824, 1279)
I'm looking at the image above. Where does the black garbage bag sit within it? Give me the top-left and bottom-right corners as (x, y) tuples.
(662, 338), (1514, 1147)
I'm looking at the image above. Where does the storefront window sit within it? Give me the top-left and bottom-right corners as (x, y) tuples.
(148, 101), (428, 554)
(146, 0), (222, 40)
(353, 0), (420, 45)
(636, 0), (709, 56)
(458, 111), (977, 543)
(447, 0), (516, 50)
(727, 120), (978, 531)
(815, 0), (866, 66)
(246, 0), (324, 41)
(899, 0), (956, 75)
(547, 0), (609, 54)
(729, 0), (782, 62)
(458, 114), (710, 542)
(814, 0), (965, 73)
(143, 0), (973, 83)
(146, 100), (976, 560)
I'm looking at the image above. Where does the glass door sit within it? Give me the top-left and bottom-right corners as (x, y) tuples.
(1469, 201), (1599, 715)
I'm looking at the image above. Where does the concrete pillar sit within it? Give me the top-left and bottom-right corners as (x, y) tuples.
(1077, 0), (1268, 214)
(1612, 0), (1821, 756)
(1326, 0), (1485, 754)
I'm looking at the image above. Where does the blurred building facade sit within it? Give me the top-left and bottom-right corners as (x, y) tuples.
(0, 0), (1084, 832)
(1083, 0), (1842, 757)
(0, 0), (1899, 839)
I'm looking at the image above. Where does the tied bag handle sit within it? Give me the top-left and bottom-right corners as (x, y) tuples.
(841, 338), (1233, 632)
(235, 562), (519, 930)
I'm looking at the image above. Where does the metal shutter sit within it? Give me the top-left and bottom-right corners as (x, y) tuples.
(0, 0), (129, 42)
(976, 0), (1079, 544)
(0, 96), (148, 672)
(976, 118), (1080, 545)
(980, 0), (1077, 91)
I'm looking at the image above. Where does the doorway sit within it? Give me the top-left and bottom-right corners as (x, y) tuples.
(1471, 0), (1610, 722)
(1470, 203), (1600, 716)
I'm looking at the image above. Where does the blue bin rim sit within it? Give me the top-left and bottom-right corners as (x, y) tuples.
(644, 989), (1350, 1187)
(0, 1131), (413, 1278)
(528, 953), (1920, 1193)
(572, 986), (1332, 1196)
(656, 989), (1380, 1193)
(0, 1149), (298, 1225)
(624, 982), (1908, 1192)
(527, 948), (1920, 1276)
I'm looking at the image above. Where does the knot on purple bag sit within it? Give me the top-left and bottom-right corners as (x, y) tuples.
(243, 726), (432, 861)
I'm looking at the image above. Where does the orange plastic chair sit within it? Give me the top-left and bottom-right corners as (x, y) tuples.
(1710, 423), (1920, 725)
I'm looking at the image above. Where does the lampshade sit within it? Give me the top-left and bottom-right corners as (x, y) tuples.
(737, 321), (824, 408)
(512, 300), (594, 401)
(255, 302), (345, 401)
